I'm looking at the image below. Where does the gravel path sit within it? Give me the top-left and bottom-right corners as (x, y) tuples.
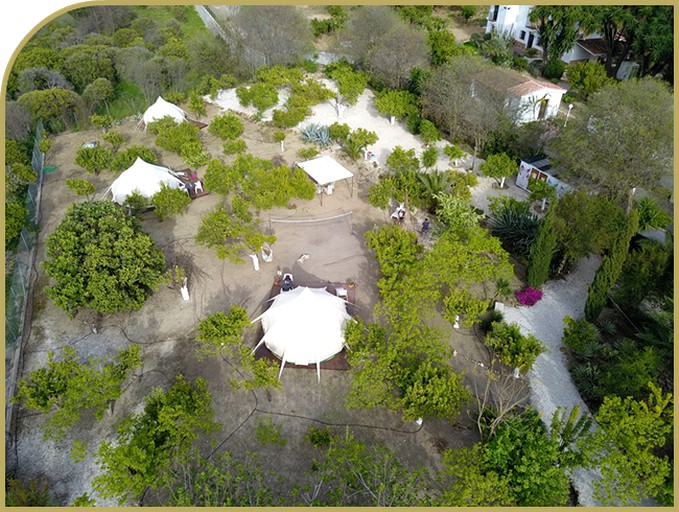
(502, 255), (604, 506)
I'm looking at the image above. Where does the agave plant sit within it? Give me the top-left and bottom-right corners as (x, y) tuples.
(300, 123), (332, 148)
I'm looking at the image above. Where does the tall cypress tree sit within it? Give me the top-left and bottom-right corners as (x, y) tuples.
(527, 213), (558, 288)
(584, 208), (639, 321)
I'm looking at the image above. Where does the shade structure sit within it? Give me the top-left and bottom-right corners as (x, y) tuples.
(110, 157), (183, 205)
(297, 155), (353, 186)
(142, 96), (187, 125)
(252, 287), (350, 378)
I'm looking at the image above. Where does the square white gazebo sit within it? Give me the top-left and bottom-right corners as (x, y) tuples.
(296, 155), (354, 202)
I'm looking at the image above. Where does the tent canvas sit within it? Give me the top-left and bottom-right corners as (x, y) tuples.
(109, 157), (184, 205)
(297, 155), (353, 186)
(142, 96), (187, 125)
(251, 286), (350, 380)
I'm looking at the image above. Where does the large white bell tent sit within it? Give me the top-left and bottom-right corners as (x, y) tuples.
(108, 157), (184, 205)
(251, 286), (350, 381)
(141, 96), (187, 127)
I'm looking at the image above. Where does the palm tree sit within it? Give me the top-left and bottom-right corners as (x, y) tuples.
(417, 170), (453, 211)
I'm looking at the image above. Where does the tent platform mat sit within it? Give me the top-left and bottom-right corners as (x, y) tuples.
(253, 344), (350, 371)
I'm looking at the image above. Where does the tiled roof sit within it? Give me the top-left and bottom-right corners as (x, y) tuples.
(510, 79), (567, 96)
(576, 38), (607, 56)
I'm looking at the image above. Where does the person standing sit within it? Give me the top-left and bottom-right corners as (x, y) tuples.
(421, 218), (430, 235)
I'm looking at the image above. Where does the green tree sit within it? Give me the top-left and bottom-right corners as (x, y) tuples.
(344, 128), (378, 161)
(459, 6), (478, 22)
(420, 147), (439, 170)
(526, 213), (558, 288)
(236, 82), (279, 114)
(82, 77), (114, 113)
(93, 376), (221, 505)
(60, 45), (117, 92)
(75, 145), (113, 174)
(5, 201), (29, 246)
(428, 29), (462, 66)
(150, 182), (191, 221)
(326, 61), (368, 107)
(528, 178), (557, 211)
(584, 208), (639, 321)
(302, 429), (431, 506)
(66, 178), (96, 200)
(528, 6), (584, 74)
(437, 444), (515, 506)
(483, 409), (571, 506)
(552, 78), (673, 212)
(582, 383), (673, 505)
(14, 345), (141, 441)
(17, 88), (80, 124)
(101, 129), (124, 153)
(614, 239), (671, 309)
(150, 117), (202, 156)
(485, 321), (546, 374)
(479, 152), (515, 189)
(418, 119), (440, 146)
(111, 145), (158, 171)
(187, 91), (206, 119)
(635, 197), (672, 231)
(435, 193), (484, 237)
(373, 89), (418, 123)
(209, 112), (244, 140)
(443, 144), (465, 166)
(42, 201), (165, 317)
(566, 61), (613, 99)
(196, 308), (280, 390)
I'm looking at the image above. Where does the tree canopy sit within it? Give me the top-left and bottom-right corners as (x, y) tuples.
(42, 200), (165, 317)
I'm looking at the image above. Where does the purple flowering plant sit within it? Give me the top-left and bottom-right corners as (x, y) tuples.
(515, 286), (543, 306)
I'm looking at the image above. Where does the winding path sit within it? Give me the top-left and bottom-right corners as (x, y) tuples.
(502, 255), (604, 506)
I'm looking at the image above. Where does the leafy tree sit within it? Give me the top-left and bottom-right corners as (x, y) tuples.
(582, 383), (673, 505)
(5, 201), (28, 246)
(75, 145), (113, 175)
(443, 144), (465, 166)
(16, 67), (73, 96)
(66, 178), (96, 200)
(301, 429), (431, 506)
(149, 117), (202, 155)
(479, 152), (515, 189)
(236, 82), (279, 114)
(111, 145), (158, 171)
(196, 206), (276, 264)
(528, 178), (557, 212)
(485, 321), (546, 374)
(195, 308), (280, 391)
(339, 6), (400, 67)
(483, 409), (571, 506)
(82, 77), (114, 113)
(428, 29), (462, 66)
(42, 201), (165, 317)
(549, 406), (593, 469)
(435, 193), (484, 237)
(150, 182), (191, 221)
(326, 61), (368, 107)
(90, 113), (113, 131)
(93, 375), (221, 505)
(629, 5), (673, 82)
(459, 6), (478, 22)
(420, 147), (439, 170)
(552, 78), (673, 212)
(635, 196), (671, 231)
(437, 444), (515, 506)
(13, 345), (141, 441)
(187, 90), (206, 119)
(418, 119), (440, 146)
(17, 88), (80, 125)
(160, 448), (278, 506)
(223, 138), (248, 155)
(613, 239), (671, 309)
(234, 6), (312, 66)
(566, 61), (613, 99)
(585, 208), (639, 321)
(373, 89), (418, 122)
(528, 6), (584, 74)
(526, 213), (558, 288)
(344, 128), (378, 161)
(60, 45), (117, 92)
(101, 129), (124, 153)
(209, 112), (244, 140)
(386, 146), (419, 175)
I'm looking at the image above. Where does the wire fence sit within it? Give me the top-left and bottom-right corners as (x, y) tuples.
(5, 120), (45, 449)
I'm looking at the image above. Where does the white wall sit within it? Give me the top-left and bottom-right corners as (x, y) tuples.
(515, 89), (564, 124)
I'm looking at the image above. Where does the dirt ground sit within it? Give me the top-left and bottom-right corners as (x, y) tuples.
(9, 95), (528, 505)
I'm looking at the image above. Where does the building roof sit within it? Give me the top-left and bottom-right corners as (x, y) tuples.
(575, 38), (607, 56)
(476, 67), (567, 98)
(296, 155), (353, 185)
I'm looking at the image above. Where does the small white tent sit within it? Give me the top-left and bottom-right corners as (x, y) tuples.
(297, 155), (353, 196)
(252, 286), (350, 381)
(109, 157), (184, 205)
(142, 96), (187, 126)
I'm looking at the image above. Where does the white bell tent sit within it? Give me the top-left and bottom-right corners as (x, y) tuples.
(141, 96), (187, 126)
(251, 286), (350, 381)
(108, 157), (184, 205)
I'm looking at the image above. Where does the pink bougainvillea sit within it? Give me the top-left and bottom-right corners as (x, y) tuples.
(516, 286), (543, 306)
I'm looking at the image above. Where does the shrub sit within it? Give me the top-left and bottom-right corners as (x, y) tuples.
(209, 113), (244, 140)
(486, 321), (546, 373)
(272, 106), (310, 128)
(515, 287), (543, 306)
(490, 207), (540, 260)
(328, 122), (351, 142)
(297, 146), (319, 160)
(305, 426), (333, 447)
(222, 139), (247, 155)
(111, 145), (157, 171)
(543, 60), (566, 80)
(150, 182), (191, 221)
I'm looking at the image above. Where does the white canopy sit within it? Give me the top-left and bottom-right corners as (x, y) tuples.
(297, 155), (353, 186)
(110, 157), (184, 205)
(252, 286), (350, 380)
(142, 96), (187, 125)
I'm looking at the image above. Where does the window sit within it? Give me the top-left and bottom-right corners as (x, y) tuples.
(520, 30), (526, 40)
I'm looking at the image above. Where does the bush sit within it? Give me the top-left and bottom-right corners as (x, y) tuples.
(272, 106), (310, 128)
(511, 55), (529, 72)
(209, 113), (244, 140)
(222, 138), (247, 155)
(111, 145), (157, 171)
(150, 182), (191, 221)
(328, 122), (351, 141)
(297, 146), (319, 160)
(305, 425), (333, 447)
(543, 59), (566, 80)
(515, 287), (543, 306)
(490, 206), (540, 260)
(486, 321), (546, 373)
